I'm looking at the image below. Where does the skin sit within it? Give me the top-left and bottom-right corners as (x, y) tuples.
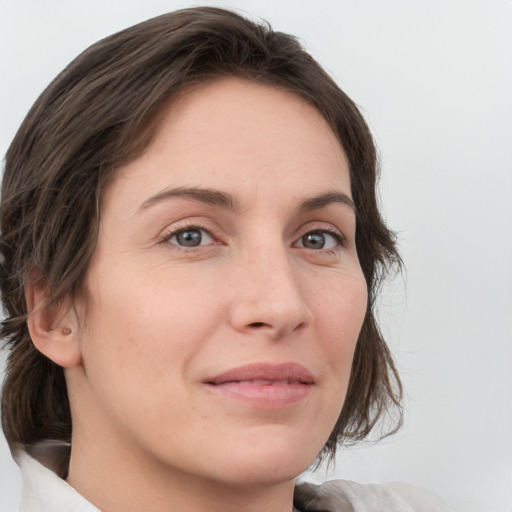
(29, 78), (368, 512)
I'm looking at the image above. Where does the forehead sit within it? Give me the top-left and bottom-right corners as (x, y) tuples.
(108, 78), (351, 211)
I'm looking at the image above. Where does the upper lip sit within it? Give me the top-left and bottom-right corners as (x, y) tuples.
(204, 362), (315, 385)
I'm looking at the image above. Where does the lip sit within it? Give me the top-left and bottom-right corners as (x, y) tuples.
(203, 362), (315, 408)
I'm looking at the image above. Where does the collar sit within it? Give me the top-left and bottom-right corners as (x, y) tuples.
(15, 443), (99, 512)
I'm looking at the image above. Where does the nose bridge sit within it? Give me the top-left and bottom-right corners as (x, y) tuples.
(229, 230), (312, 337)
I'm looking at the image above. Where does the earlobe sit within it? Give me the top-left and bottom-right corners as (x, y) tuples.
(25, 274), (82, 368)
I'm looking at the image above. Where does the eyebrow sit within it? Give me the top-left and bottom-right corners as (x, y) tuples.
(137, 186), (240, 213)
(298, 191), (356, 213)
(136, 186), (355, 215)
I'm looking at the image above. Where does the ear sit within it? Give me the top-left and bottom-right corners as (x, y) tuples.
(25, 274), (82, 368)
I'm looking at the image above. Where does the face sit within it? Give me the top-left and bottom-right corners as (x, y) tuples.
(69, 78), (368, 487)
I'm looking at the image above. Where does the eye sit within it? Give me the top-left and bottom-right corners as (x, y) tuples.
(166, 227), (214, 248)
(295, 230), (343, 250)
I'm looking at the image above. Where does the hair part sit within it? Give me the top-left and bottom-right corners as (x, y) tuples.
(1, 6), (402, 462)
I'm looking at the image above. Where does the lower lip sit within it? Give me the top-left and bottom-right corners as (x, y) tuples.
(205, 382), (313, 408)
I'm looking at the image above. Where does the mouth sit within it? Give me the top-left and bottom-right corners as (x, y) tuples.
(203, 362), (315, 408)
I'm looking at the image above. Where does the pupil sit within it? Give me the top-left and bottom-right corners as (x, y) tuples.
(177, 230), (201, 247)
(303, 233), (325, 249)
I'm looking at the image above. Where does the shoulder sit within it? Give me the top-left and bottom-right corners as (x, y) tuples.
(294, 479), (449, 512)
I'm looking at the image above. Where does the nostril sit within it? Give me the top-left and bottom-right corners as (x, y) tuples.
(293, 322), (306, 332)
(249, 322), (267, 328)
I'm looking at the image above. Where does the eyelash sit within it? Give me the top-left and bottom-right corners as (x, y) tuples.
(158, 223), (216, 251)
(158, 223), (346, 252)
(296, 226), (346, 251)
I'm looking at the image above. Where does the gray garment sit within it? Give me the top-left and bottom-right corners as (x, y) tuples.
(15, 444), (448, 512)
(294, 480), (449, 511)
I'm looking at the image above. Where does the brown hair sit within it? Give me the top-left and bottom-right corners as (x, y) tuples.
(0, 6), (402, 461)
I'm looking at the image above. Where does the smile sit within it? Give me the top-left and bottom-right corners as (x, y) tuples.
(204, 363), (315, 408)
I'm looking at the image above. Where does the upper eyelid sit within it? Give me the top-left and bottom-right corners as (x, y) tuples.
(157, 218), (220, 242)
(168, 226), (212, 238)
(293, 220), (346, 240)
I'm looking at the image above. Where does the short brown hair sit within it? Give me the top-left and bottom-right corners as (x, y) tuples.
(1, 6), (402, 460)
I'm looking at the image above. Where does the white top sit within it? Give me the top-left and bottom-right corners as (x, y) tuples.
(14, 444), (449, 512)
(17, 450), (99, 512)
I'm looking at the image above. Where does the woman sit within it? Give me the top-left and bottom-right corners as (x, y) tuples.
(0, 7), (448, 511)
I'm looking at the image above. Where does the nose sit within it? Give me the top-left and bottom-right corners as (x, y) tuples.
(228, 244), (313, 340)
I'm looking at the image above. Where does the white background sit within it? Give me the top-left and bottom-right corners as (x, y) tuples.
(1, 1), (511, 511)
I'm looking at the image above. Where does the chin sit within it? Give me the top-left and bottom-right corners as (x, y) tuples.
(205, 429), (324, 487)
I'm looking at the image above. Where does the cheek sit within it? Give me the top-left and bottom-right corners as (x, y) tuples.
(313, 271), (368, 388)
(79, 262), (224, 404)
(89, 257), (221, 336)
(315, 268), (368, 340)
